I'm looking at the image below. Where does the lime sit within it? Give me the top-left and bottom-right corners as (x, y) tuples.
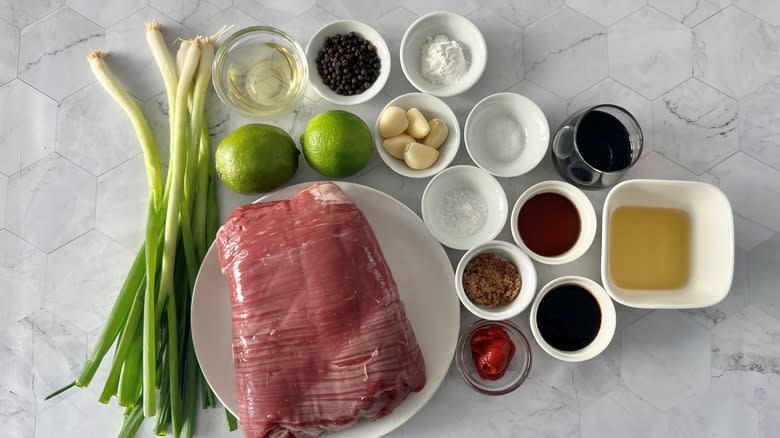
(300, 110), (373, 178)
(215, 124), (299, 194)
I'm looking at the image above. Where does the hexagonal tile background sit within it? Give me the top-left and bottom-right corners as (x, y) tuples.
(0, 0), (780, 435)
(609, 6), (692, 100)
(6, 154), (95, 252)
(524, 6), (607, 99)
(621, 311), (712, 410)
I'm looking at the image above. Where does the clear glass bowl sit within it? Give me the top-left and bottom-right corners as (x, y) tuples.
(455, 319), (532, 396)
(212, 26), (309, 118)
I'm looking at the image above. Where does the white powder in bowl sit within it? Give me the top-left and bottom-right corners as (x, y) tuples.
(420, 34), (469, 86)
(438, 188), (487, 237)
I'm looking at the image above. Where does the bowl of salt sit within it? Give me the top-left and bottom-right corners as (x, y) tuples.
(421, 165), (508, 250)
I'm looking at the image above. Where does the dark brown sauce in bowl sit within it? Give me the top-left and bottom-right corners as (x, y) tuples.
(517, 192), (581, 257)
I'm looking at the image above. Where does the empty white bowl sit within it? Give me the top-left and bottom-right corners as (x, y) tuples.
(421, 165), (507, 250)
(511, 180), (597, 265)
(601, 179), (734, 309)
(530, 276), (616, 362)
(465, 93), (550, 177)
(455, 241), (538, 321)
(305, 20), (391, 105)
(375, 93), (460, 178)
(400, 11), (487, 97)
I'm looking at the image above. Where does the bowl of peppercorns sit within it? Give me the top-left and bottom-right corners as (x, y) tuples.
(306, 20), (391, 105)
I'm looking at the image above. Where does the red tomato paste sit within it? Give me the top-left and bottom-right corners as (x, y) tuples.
(470, 325), (516, 381)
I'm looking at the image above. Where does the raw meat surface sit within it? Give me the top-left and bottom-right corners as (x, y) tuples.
(216, 182), (426, 438)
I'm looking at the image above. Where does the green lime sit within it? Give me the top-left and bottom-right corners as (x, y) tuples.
(300, 110), (373, 178)
(215, 124), (299, 194)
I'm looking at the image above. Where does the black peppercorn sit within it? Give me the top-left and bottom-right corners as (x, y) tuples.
(316, 32), (381, 95)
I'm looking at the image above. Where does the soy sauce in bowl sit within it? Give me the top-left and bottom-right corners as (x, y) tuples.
(536, 284), (601, 351)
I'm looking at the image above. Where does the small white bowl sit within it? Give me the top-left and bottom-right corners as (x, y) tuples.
(421, 165), (507, 250)
(511, 180), (597, 265)
(375, 93), (460, 178)
(465, 93), (550, 177)
(601, 179), (734, 309)
(530, 276), (616, 362)
(305, 20), (391, 105)
(455, 241), (538, 321)
(400, 11), (487, 97)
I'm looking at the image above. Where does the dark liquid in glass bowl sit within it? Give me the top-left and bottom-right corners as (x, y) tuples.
(576, 111), (632, 172)
(536, 285), (601, 351)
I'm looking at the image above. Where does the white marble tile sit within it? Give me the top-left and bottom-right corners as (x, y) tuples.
(659, 376), (761, 438)
(625, 152), (696, 180)
(0, 80), (56, 176)
(0, 19), (18, 86)
(572, 336), (621, 400)
(35, 388), (125, 437)
(507, 79), (568, 132)
(18, 8), (104, 101)
(6, 154), (95, 253)
(465, 8), (523, 97)
(0, 319), (35, 438)
(105, 8), (191, 101)
(739, 78), (780, 172)
(524, 6), (607, 99)
(609, 6), (692, 100)
(487, 0), (565, 28)
(694, 6), (780, 99)
(66, 0), (147, 27)
(56, 83), (141, 176)
(747, 234), (780, 322)
(759, 400), (780, 438)
(373, 8), (418, 98)
(653, 78), (738, 174)
(683, 249), (749, 329)
(19, 310), (86, 403)
(399, 0), (480, 16)
(95, 155), (149, 251)
(0, 230), (46, 324)
(712, 306), (780, 378)
(0, 0), (64, 28)
(649, 0), (729, 27)
(44, 230), (134, 333)
(0, 174), (6, 229)
(188, 5), (262, 36)
(567, 0), (646, 26)
(569, 78), (654, 152)
(733, 0), (780, 26)
(733, 214), (775, 252)
(615, 303), (651, 330)
(151, 0), (221, 28)
(581, 386), (664, 438)
(706, 152), (780, 232)
(317, 0), (401, 22)
(278, 6), (337, 49)
(233, 0), (315, 24)
(621, 310), (712, 410)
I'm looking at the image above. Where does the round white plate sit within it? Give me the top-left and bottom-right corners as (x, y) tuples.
(192, 181), (459, 437)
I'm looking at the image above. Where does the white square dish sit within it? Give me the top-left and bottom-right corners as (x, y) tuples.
(601, 179), (734, 309)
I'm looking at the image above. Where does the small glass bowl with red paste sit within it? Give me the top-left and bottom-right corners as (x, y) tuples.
(455, 319), (532, 395)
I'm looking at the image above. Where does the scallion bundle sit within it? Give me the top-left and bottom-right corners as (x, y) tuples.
(47, 21), (235, 438)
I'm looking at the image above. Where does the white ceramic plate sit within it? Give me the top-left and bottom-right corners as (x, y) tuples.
(191, 181), (459, 437)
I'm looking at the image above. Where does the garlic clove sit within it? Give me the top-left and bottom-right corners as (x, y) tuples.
(403, 142), (440, 170)
(382, 134), (414, 160)
(405, 108), (430, 139)
(421, 119), (448, 149)
(378, 106), (409, 138)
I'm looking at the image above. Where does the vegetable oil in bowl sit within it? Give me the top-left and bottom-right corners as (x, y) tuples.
(226, 43), (304, 111)
(213, 27), (308, 118)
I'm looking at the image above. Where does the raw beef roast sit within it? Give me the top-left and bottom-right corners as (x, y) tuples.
(216, 182), (426, 438)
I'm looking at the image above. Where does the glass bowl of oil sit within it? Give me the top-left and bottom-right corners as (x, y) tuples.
(212, 26), (308, 118)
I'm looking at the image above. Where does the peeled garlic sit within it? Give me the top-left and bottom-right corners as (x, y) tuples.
(405, 108), (430, 139)
(421, 119), (448, 149)
(403, 142), (439, 170)
(378, 106), (408, 138)
(382, 134), (414, 160)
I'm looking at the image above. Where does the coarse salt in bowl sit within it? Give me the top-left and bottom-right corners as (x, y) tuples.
(400, 11), (487, 97)
(421, 165), (507, 250)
